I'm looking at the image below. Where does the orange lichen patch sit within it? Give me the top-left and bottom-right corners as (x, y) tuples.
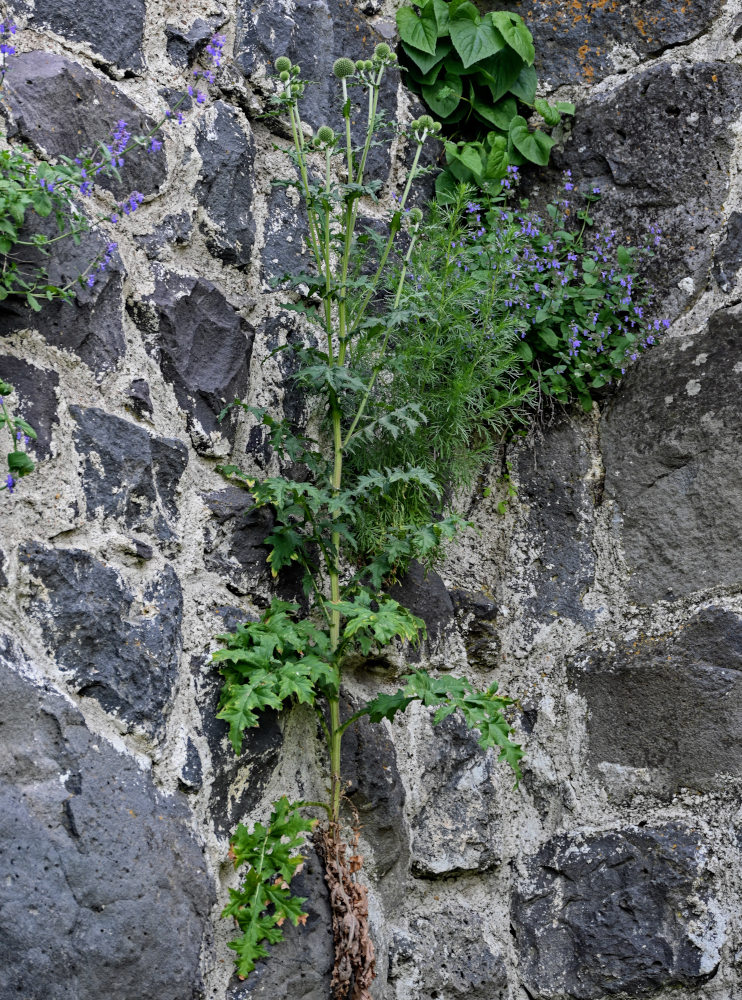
(576, 40), (595, 80)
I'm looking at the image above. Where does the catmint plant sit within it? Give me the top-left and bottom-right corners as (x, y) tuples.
(485, 170), (668, 411)
(0, 377), (36, 495)
(0, 25), (221, 309)
(214, 47), (523, 995)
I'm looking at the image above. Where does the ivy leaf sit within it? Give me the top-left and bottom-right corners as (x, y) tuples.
(449, 3), (505, 69)
(402, 38), (450, 74)
(490, 11), (535, 66)
(397, 2), (438, 55)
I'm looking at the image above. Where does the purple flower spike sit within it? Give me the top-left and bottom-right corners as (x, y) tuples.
(5, 473), (14, 493)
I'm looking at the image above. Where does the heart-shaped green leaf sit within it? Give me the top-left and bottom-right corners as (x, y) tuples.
(397, 2), (438, 55)
(449, 3), (505, 69)
(422, 72), (463, 117)
(490, 11), (535, 66)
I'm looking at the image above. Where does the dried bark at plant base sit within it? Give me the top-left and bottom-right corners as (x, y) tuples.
(314, 823), (376, 1000)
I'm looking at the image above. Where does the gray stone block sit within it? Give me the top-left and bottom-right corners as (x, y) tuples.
(0, 637), (214, 1000)
(20, 544), (182, 735)
(512, 824), (724, 999)
(601, 305), (742, 604)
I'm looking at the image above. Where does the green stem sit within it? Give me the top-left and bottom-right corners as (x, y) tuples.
(342, 225), (421, 448)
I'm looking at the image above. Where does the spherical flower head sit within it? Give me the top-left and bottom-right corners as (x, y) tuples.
(317, 125), (335, 144)
(274, 56), (291, 73)
(374, 42), (391, 60)
(408, 207), (423, 225)
(333, 57), (355, 79)
(355, 59), (365, 70)
(416, 114), (434, 132)
(363, 59), (373, 72)
(279, 70), (290, 82)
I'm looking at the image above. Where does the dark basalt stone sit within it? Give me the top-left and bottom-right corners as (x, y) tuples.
(0, 356), (59, 458)
(568, 607), (742, 791)
(0, 228), (126, 374)
(0, 550), (6, 588)
(179, 737), (204, 792)
(515, 416), (595, 627)
(512, 824), (723, 999)
(166, 18), (224, 68)
(3, 52), (167, 196)
(341, 705), (408, 882)
(713, 211), (742, 292)
(70, 405), (188, 537)
(549, 61), (742, 316)
(13, 0), (146, 70)
(601, 305), (742, 604)
(0, 636), (214, 1000)
(130, 272), (254, 448)
(450, 588), (501, 668)
(19, 544), (183, 735)
(125, 377), (154, 418)
(388, 559), (454, 643)
(491, 0), (722, 88)
(196, 101), (256, 268)
(234, 0), (399, 182)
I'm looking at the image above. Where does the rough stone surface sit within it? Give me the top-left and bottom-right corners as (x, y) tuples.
(0, 356), (59, 458)
(388, 559), (454, 647)
(0, 228), (126, 373)
(512, 824), (724, 999)
(515, 418), (595, 626)
(0, 550), (7, 588)
(494, 0), (723, 87)
(389, 904), (508, 1000)
(553, 61), (742, 316)
(450, 587), (501, 669)
(70, 405), (188, 537)
(196, 102), (256, 269)
(341, 707), (408, 882)
(601, 306), (742, 604)
(3, 52), (166, 196)
(192, 602), (284, 836)
(166, 18), (224, 68)
(408, 714), (501, 878)
(20, 544), (182, 734)
(0, 637), (214, 1000)
(569, 608), (742, 792)
(235, 0), (398, 179)
(131, 272), (255, 447)
(713, 210), (742, 292)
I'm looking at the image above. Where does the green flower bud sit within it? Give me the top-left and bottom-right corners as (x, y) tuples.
(333, 57), (355, 79)
(317, 125), (335, 144)
(417, 114), (435, 132)
(408, 207), (423, 224)
(374, 43), (391, 59)
(291, 63), (301, 76)
(409, 118), (420, 130)
(363, 59), (373, 71)
(355, 59), (366, 70)
(279, 70), (290, 82)
(274, 56), (291, 73)
(431, 120), (442, 133)
(389, 52), (397, 62)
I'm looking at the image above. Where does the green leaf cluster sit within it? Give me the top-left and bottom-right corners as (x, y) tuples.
(396, 0), (573, 192)
(215, 600), (339, 753)
(223, 797), (318, 978)
(0, 378), (37, 493)
(364, 669), (523, 779)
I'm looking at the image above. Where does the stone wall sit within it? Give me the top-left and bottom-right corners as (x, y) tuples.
(1, 1), (742, 998)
